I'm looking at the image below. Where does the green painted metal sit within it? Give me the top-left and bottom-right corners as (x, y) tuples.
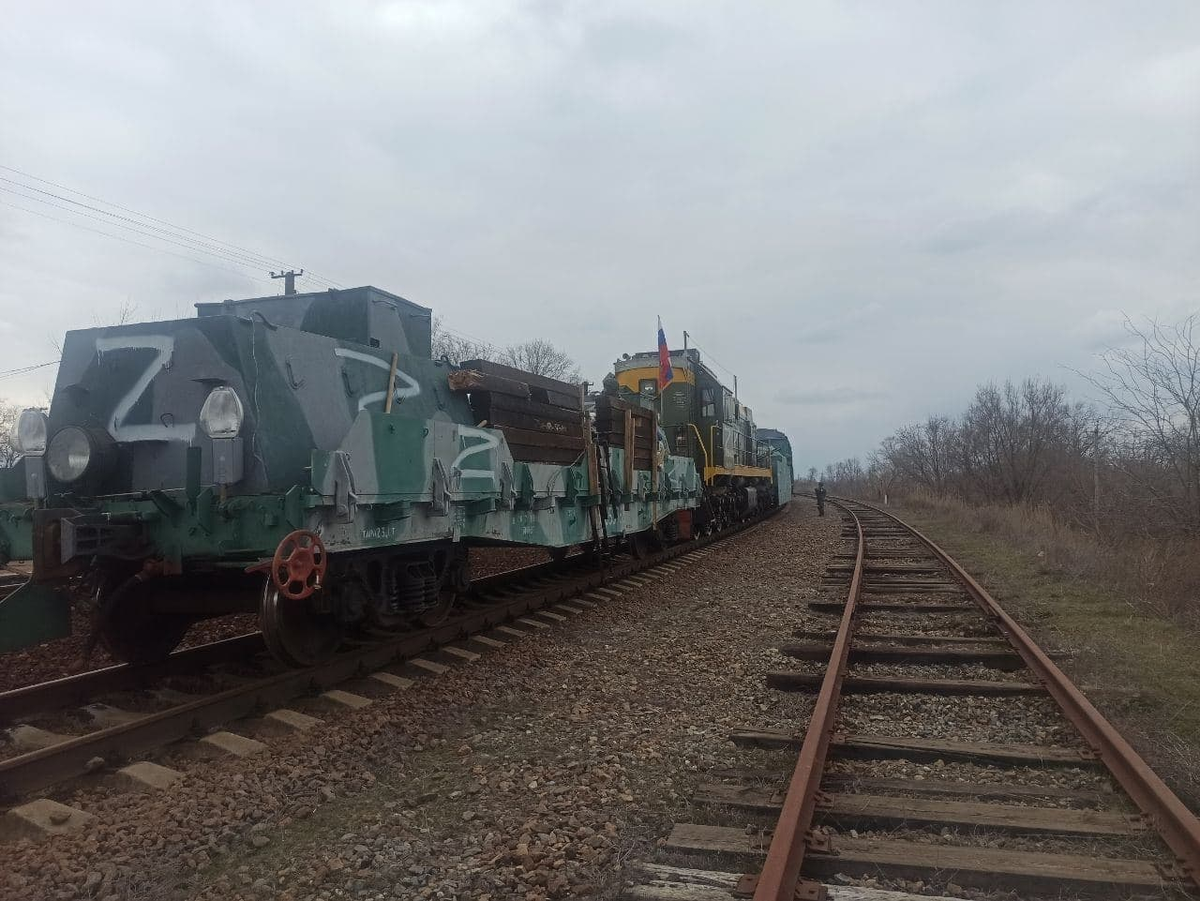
(0, 582), (70, 651)
(0, 285), (794, 658)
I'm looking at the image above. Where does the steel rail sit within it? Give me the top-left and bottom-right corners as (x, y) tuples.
(0, 553), (600, 724)
(852, 498), (1200, 887)
(0, 507), (777, 801)
(750, 499), (864, 901)
(0, 634), (266, 724)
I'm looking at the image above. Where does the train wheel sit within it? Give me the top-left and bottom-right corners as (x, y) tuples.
(260, 580), (343, 667)
(630, 531), (660, 559)
(416, 589), (456, 628)
(97, 579), (192, 665)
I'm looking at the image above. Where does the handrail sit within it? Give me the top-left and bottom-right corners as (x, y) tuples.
(689, 423), (710, 474)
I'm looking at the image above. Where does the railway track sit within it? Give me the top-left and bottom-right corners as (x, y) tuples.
(0, 512), (771, 829)
(627, 498), (1200, 900)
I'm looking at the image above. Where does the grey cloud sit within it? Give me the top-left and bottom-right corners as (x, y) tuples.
(776, 387), (889, 406)
(0, 1), (1197, 472)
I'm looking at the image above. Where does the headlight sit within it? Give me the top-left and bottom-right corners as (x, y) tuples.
(199, 386), (244, 439)
(11, 409), (49, 455)
(46, 427), (115, 484)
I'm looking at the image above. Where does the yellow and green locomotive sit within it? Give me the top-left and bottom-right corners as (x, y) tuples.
(608, 348), (792, 532)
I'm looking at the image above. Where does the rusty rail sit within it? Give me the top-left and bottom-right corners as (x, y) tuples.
(748, 499), (864, 901)
(856, 499), (1200, 887)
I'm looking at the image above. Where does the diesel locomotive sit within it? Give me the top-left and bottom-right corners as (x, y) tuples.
(609, 348), (784, 529)
(0, 286), (792, 668)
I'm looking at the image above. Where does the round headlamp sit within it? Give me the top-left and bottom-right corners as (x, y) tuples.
(47, 426), (116, 485)
(11, 408), (49, 455)
(199, 386), (244, 439)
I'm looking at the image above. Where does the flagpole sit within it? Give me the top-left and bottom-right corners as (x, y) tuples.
(654, 317), (663, 529)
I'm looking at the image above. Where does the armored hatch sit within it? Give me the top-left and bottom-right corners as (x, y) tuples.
(196, 286), (433, 357)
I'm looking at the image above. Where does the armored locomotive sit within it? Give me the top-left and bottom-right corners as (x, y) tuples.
(0, 286), (789, 668)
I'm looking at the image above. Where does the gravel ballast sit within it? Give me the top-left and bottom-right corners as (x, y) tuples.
(0, 502), (839, 900)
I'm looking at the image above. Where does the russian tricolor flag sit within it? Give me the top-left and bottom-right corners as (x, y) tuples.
(657, 317), (673, 389)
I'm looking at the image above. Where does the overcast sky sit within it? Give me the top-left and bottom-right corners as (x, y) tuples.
(1, 1), (1197, 469)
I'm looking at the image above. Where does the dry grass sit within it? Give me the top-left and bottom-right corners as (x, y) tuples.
(900, 490), (1200, 623)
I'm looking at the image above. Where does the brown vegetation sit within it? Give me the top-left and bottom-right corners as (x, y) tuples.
(430, 317), (582, 382)
(816, 313), (1200, 624)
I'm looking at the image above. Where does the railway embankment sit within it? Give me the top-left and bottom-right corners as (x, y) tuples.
(895, 503), (1200, 811)
(0, 503), (839, 901)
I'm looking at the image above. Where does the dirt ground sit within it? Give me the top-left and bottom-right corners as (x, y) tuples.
(1, 500), (839, 901)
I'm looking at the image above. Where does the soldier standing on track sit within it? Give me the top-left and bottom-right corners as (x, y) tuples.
(814, 481), (827, 516)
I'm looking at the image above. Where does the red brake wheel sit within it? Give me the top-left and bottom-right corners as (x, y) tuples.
(271, 530), (327, 600)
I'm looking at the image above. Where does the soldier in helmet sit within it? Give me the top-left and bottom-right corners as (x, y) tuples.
(814, 481), (827, 516)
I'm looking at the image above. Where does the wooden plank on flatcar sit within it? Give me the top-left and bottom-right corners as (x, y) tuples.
(488, 392), (584, 425)
(447, 369), (531, 399)
(489, 410), (581, 435)
(496, 425), (585, 451)
(596, 394), (650, 415)
(459, 359), (581, 408)
(505, 443), (584, 465)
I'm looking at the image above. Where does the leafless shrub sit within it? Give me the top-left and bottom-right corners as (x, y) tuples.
(500, 339), (581, 382)
(0, 401), (21, 467)
(430, 320), (582, 383)
(823, 312), (1200, 624)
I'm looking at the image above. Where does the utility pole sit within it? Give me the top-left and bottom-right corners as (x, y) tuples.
(1093, 423), (1101, 536)
(270, 269), (304, 295)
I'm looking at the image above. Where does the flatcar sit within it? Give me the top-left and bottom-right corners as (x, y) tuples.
(0, 286), (789, 668)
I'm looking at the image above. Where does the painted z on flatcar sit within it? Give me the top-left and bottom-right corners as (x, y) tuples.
(0, 286), (790, 667)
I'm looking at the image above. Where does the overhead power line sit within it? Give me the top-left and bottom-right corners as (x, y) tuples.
(0, 360), (57, 381)
(1, 186), (309, 280)
(0, 180), (327, 281)
(1, 199), (276, 284)
(0, 163), (346, 290)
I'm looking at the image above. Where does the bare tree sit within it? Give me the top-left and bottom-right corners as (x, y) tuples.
(0, 401), (23, 468)
(823, 456), (869, 495)
(954, 379), (1073, 504)
(881, 415), (957, 495)
(1085, 315), (1200, 533)
(501, 339), (582, 383)
(430, 316), (495, 365)
(867, 450), (899, 501)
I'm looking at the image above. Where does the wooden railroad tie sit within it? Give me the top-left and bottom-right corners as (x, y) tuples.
(661, 825), (1165, 890)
